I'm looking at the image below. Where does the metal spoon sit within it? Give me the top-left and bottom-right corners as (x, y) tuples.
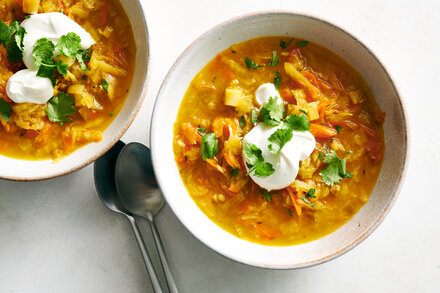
(115, 142), (178, 293)
(93, 141), (163, 293)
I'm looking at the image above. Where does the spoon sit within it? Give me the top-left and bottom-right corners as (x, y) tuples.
(94, 141), (163, 293)
(115, 142), (178, 293)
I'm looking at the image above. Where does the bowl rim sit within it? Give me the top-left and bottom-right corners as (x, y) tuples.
(150, 10), (410, 269)
(2, 4), (151, 182)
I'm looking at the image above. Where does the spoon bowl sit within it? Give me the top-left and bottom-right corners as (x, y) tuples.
(114, 143), (163, 219)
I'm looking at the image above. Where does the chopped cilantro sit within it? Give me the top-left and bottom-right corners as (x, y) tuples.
(239, 116), (246, 127)
(319, 149), (353, 185)
(0, 98), (12, 121)
(55, 60), (68, 76)
(280, 38), (294, 49)
(245, 57), (264, 70)
(260, 189), (272, 201)
(36, 65), (56, 85)
(32, 38), (55, 67)
(230, 168), (239, 177)
(260, 97), (285, 126)
(197, 127), (206, 134)
(305, 188), (316, 198)
(76, 49), (91, 71)
(109, 112), (114, 117)
(300, 196), (311, 204)
(251, 108), (258, 125)
(243, 142), (275, 177)
(286, 209), (293, 217)
(310, 204), (316, 209)
(46, 92), (77, 126)
(0, 20), (26, 62)
(200, 133), (218, 161)
(269, 50), (279, 67)
(268, 128), (293, 155)
(82, 74), (87, 83)
(273, 70), (281, 90)
(283, 113), (310, 131)
(101, 78), (109, 93)
(57, 32), (82, 59)
(335, 125), (342, 133)
(299, 109), (307, 115)
(296, 41), (308, 47)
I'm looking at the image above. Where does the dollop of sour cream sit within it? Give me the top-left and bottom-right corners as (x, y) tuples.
(6, 12), (95, 104)
(243, 83), (316, 191)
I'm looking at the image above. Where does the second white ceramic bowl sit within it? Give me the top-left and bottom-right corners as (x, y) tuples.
(151, 11), (409, 269)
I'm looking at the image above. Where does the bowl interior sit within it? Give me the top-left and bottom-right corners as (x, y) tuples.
(151, 12), (408, 268)
(0, 0), (150, 181)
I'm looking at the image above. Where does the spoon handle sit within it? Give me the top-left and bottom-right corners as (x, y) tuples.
(150, 220), (179, 293)
(126, 215), (163, 293)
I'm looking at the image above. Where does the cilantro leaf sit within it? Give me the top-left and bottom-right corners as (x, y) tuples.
(32, 38), (55, 67)
(245, 57), (264, 70)
(319, 150), (353, 185)
(36, 64), (56, 86)
(76, 49), (90, 71)
(286, 209), (293, 217)
(269, 50), (279, 67)
(230, 168), (239, 177)
(56, 32), (82, 58)
(260, 97), (285, 126)
(283, 113), (310, 131)
(280, 38), (294, 49)
(200, 133), (218, 161)
(251, 108), (258, 125)
(239, 115), (246, 127)
(1, 20), (26, 62)
(273, 70), (281, 90)
(260, 189), (272, 201)
(46, 92), (77, 126)
(101, 78), (109, 93)
(0, 98), (12, 121)
(197, 127), (206, 134)
(268, 128), (293, 155)
(300, 195), (311, 204)
(296, 41), (308, 47)
(243, 142), (275, 177)
(55, 60), (68, 76)
(305, 188), (316, 198)
(335, 125), (342, 133)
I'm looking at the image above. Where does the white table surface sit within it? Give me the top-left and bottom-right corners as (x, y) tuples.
(1, 0), (439, 292)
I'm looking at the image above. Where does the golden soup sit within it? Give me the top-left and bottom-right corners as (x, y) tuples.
(173, 37), (385, 246)
(0, 0), (135, 160)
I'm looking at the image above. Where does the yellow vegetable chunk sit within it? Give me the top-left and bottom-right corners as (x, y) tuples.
(224, 88), (244, 107)
(23, 0), (39, 14)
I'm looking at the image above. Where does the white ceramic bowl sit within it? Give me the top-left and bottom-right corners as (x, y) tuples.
(151, 11), (409, 269)
(0, 0), (150, 181)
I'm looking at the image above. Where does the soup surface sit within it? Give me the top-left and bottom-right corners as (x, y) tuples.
(173, 37), (385, 246)
(0, 0), (135, 160)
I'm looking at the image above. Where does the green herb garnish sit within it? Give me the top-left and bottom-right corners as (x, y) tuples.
(200, 133), (219, 161)
(101, 78), (109, 93)
(283, 113), (310, 131)
(109, 112), (114, 117)
(268, 128), (293, 155)
(300, 196), (311, 204)
(32, 38), (55, 67)
(286, 209), (293, 217)
(46, 92), (77, 126)
(319, 148), (353, 185)
(269, 50), (279, 67)
(0, 20), (26, 62)
(280, 38), (294, 49)
(251, 108), (258, 125)
(273, 70), (281, 90)
(260, 97), (285, 126)
(230, 168), (239, 177)
(0, 98), (12, 121)
(239, 115), (246, 127)
(245, 57), (264, 70)
(305, 188), (316, 198)
(296, 41), (308, 47)
(197, 127), (206, 134)
(335, 125), (342, 133)
(243, 142), (275, 177)
(260, 189), (272, 201)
